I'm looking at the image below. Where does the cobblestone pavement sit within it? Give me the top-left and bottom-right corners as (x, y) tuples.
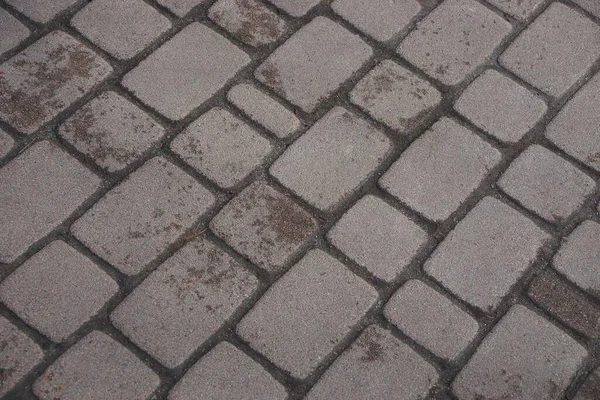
(0, 0), (599, 399)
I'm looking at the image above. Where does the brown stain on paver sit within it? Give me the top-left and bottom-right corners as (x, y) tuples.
(259, 62), (285, 96)
(235, 0), (283, 46)
(586, 152), (600, 164)
(356, 328), (385, 363)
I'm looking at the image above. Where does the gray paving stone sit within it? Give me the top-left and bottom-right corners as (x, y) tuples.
(210, 181), (317, 273)
(453, 305), (587, 399)
(34, 331), (160, 400)
(500, 3), (600, 97)
(545, 73), (600, 172)
(72, 0), (171, 60)
(265, 0), (320, 17)
(169, 342), (286, 400)
(486, 0), (545, 20)
(573, 0), (600, 18)
(237, 249), (378, 378)
(255, 17), (372, 112)
(331, 0), (421, 42)
(171, 107), (273, 188)
(0, 316), (43, 397)
(379, 118), (501, 221)
(0, 31), (113, 134)
(0, 141), (101, 263)
(72, 157), (215, 275)
(0, 241), (118, 342)
(385, 280), (478, 360)
(498, 145), (596, 223)
(424, 197), (550, 311)
(574, 369), (600, 400)
(156, 0), (208, 16)
(349, 59), (441, 132)
(455, 69), (547, 143)
(111, 238), (258, 369)
(271, 107), (390, 211)
(0, 8), (29, 55)
(0, 127), (15, 158)
(306, 325), (438, 400)
(209, 0), (287, 47)
(327, 195), (428, 282)
(5, 0), (78, 23)
(228, 83), (301, 138)
(123, 23), (249, 120)
(398, 0), (511, 85)
(553, 221), (600, 297)
(59, 91), (166, 173)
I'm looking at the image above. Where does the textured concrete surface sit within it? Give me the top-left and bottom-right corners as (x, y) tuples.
(1, 0), (600, 399)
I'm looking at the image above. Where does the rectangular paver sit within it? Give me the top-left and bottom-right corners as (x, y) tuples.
(0, 8), (29, 55)
(5, 0), (79, 23)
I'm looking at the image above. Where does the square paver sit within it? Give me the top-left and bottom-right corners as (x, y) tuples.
(486, 0), (545, 20)
(455, 69), (547, 143)
(398, 0), (511, 85)
(5, 0), (78, 23)
(327, 195), (428, 282)
(453, 305), (587, 399)
(265, 0), (320, 17)
(0, 31), (113, 134)
(0, 8), (29, 55)
(33, 331), (160, 400)
(0, 128), (15, 158)
(573, 0), (600, 18)
(271, 107), (390, 211)
(111, 237), (258, 368)
(0, 316), (43, 397)
(0, 141), (101, 263)
(156, 0), (208, 16)
(169, 342), (286, 400)
(332, 0), (421, 42)
(498, 145), (595, 223)
(209, 0), (287, 47)
(379, 118), (501, 221)
(171, 107), (273, 188)
(210, 182), (318, 273)
(123, 23), (249, 120)
(72, 156), (215, 275)
(385, 280), (479, 359)
(350, 60), (441, 132)
(545, 73), (600, 172)
(59, 91), (166, 173)
(500, 3), (600, 97)
(72, 0), (172, 60)
(553, 221), (600, 297)
(227, 84), (301, 138)
(0, 241), (118, 342)
(574, 369), (600, 400)
(424, 197), (550, 311)
(306, 325), (438, 399)
(237, 249), (378, 378)
(255, 17), (372, 112)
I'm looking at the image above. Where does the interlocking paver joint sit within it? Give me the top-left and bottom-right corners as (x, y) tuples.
(1, 0), (600, 398)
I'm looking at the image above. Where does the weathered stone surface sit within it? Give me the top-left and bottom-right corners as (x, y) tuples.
(486, 0), (545, 20)
(5, 0), (79, 23)
(0, 128), (15, 158)
(0, 8), (29, 55)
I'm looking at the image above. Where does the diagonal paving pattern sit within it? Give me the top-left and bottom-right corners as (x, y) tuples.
(0, 0), (599, 399)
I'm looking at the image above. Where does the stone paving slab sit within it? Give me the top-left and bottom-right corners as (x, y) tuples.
(0, 8), (29, 55)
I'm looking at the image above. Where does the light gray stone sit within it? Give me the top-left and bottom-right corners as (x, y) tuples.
(0, 8), (29, 55)
(500, 3), (600, 97)
(398, 0), (511, 85)
(123, 23), (249, 120)
(0, 316), (43, 397)
(210, 181), (318, 273)
(228, 84), (301, 138)
(5, 0), (78, 23)
(0, 141), (101, 263)
(0, 128), (15, 158)
(306, 325), (438, 400)
(545, 73), (600, 172)
(384, 280), (479, 359)
(156, 0), (208, 16)
(34, 331), (160, 400)
(0, 31), (113, 134)
(271, 107), (390, 211)
(332, 0), (421, 42)
(59, 91), (166, 172)
(169, 342), (287, 400)
(255, 17), (372, 112)
(486, 0), (545, 20)
(350, 59), (441, 132)
(453, 305), (587, 399)
(72, 157), (215, 275)
(498, 145), (595, 223)
(573, 0), (600, 18)
(327, 195), (428, 282)
(265, 0), (320, 17)
(424, 197), (550, 311)
(72, 0), (171, 60)
(379, 118), (501, 221)
(455, 69), (547, 143)
(0, 241), (118, 342)
(171, 107), (273, 188)
(237, 250), (378, 378)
